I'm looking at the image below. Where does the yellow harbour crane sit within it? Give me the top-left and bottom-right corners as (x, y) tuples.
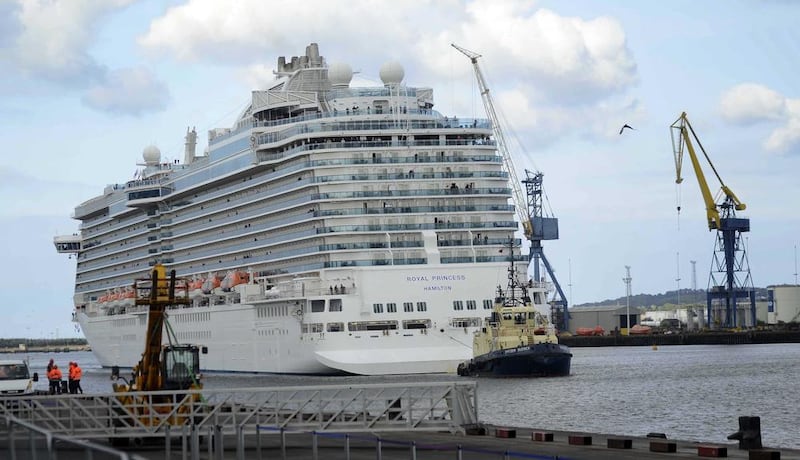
(670, 112), (755, 328)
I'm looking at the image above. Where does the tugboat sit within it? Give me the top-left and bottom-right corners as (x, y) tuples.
(457, 242), (572, 377)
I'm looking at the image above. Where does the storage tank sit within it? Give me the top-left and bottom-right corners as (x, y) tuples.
(767, 285), (800, 324)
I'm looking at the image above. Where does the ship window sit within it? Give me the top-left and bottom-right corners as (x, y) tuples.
(450, 317), (480, 328)
(403, 302), (414, 312)
(453, 301), (464, 311)
(483, 299), (493, 310)
(327, 322), (344, 332)
(373, 303), (384, 313)
(416, 302), (427, 312)
(387, 303), (397, 313)
(329, 299), (342, 312)
(402, 319), (431, 329)
(466, 300), (477, 310)
(311, 300), (325, 313)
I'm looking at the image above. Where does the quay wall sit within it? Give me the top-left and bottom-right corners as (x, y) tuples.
(560, 329), (800, 347)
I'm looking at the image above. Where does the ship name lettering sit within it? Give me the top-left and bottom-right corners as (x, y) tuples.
(423, 285), (453, 291)
(406, 276), (429, 282)
(431, 274), (466, 281)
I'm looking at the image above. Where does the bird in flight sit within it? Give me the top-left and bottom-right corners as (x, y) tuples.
(619, 124), (636, 135)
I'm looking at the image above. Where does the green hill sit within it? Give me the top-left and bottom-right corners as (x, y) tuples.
(574, 287), (769, 309)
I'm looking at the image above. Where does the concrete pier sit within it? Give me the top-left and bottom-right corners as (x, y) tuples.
(6, 426), (796, 460)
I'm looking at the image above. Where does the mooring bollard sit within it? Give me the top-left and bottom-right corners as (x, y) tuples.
(727, 415), (763, 450)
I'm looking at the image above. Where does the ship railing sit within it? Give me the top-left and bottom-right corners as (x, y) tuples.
(255, 134), (497, 163)
(0, 382), (478, 443)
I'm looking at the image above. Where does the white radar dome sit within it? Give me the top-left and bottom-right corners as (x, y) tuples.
(379, 61), (404, 86)
(142, 145), (161, 165)
(328, 62), (353, 87)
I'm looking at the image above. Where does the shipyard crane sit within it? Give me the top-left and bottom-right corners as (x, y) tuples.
(670, 112), (755, 328)
(451, 43), (569, 330)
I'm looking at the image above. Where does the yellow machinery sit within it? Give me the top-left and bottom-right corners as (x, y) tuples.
(670, 112), (755, 328)
(111, 264), (202, 434)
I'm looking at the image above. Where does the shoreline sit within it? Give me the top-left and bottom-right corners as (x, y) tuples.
(560, 328), (800, 347)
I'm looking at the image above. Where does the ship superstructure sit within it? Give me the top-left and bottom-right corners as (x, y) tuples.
(55, 43), (524, 375)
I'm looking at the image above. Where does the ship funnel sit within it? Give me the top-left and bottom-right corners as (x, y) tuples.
(183, 126), (197, 165)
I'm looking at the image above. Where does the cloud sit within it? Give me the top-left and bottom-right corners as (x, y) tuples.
(82, 67), (170, 115)
(720, 83), (786, 124)
(720, 83), (800, 155)
(764, 99), (800, 154)
(0, 1), (22, 49)
(2, 0), (168, 115)
(140, 0), (639, 145)
(10, 0), (133, 86)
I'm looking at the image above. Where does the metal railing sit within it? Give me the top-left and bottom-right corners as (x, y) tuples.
(2, 414), (146, 460)
(1, 382), (477, 451)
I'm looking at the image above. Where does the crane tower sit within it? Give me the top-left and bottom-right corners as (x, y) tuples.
(670, 112), (755, 328)
(452, 43), (569, 330)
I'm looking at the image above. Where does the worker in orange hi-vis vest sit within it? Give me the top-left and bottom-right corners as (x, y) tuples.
(47, 364), (63, 394)
(69, 362), (83, 394)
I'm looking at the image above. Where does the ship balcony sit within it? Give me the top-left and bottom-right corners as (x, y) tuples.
(53, 234), (81, 254)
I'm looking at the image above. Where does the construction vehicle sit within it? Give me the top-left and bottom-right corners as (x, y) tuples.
(110, 264), (203, 440)
(451, 43), (569, 330)
(670, 112), (755, 328)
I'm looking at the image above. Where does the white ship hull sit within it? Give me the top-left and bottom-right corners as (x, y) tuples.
(78, 263), (509, 374)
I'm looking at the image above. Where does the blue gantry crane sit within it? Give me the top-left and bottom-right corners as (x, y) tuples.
(670, 112), (755, 328)
(452, 43), (569, 331)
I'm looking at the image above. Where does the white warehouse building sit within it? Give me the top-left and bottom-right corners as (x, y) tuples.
(767, 285), (800, 325)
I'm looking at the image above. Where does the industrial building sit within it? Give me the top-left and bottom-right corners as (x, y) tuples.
(767, 285), (800, 325)
(567, 305), (639, 335)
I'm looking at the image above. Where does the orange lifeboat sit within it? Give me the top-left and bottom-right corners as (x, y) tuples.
(120, 288), (135, 304)
(188, 277), (205, 297)
(221, 271), (250, 292)
(629, 324), (652, 335)
(576, 326), (605, 336)
(201, 275), (221, 294)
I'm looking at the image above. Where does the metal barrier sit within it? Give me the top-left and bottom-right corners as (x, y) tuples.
(0, 382), (477, 458)
(2, 414), (147, 460)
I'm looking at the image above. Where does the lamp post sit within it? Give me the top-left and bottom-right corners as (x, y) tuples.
(623, 266), (632, 335)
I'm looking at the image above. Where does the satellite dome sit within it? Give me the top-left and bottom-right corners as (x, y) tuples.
(328, 62), (353, 87)
(142, 145), (161, 165)
(379, 61), (404, 86)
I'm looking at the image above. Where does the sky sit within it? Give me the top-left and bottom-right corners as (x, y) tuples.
(1, 0), (799, 339)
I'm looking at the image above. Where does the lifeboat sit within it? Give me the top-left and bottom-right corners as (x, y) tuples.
(576, 326), (605, 336)
(629, 324), (652, 335)
(201, 275), (221, 294)
(221, 271), (250, 292)
(188, 277), (205, 297)
(120, 288), (135, 306)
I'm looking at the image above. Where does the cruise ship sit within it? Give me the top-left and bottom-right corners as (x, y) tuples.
(54, 43), (532, 375)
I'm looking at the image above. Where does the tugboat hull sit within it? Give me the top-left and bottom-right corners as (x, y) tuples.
(458, 343), (572, 377)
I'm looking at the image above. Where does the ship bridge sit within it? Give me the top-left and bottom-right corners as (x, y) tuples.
(53, 234), (81, 254)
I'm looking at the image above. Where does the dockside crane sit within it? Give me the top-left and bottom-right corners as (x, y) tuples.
(670, 112), (755, 328)
(452, 43), (569, 330)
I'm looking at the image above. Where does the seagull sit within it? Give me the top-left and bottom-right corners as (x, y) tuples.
(619, 124), (636, 135)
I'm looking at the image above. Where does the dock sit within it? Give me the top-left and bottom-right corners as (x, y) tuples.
(560, 329), (800, 347)
(2, 381), (798, 459)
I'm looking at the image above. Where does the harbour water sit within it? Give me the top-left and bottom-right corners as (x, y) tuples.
(5, 343), (799, 449)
